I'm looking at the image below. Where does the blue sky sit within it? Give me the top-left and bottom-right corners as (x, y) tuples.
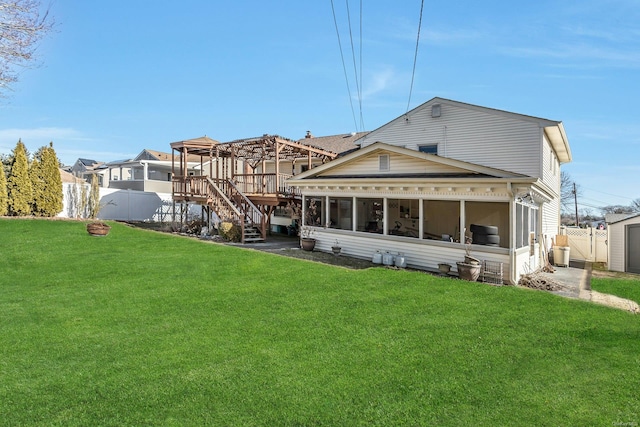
(0, 0), (638, 212)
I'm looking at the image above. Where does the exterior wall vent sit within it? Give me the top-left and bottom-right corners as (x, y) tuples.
(431, 104), (441, 118)
(379, 154), (390, 171)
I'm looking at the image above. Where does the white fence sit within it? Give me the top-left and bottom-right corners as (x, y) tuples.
(559, 226), (608, 263)
(58, 185), (199, 223)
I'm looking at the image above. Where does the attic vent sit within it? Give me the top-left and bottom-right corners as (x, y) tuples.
(379, 154), (390, 171)
(431, 104), (441, 118)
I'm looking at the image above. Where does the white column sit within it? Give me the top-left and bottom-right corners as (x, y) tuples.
(459, 200), (466, 243)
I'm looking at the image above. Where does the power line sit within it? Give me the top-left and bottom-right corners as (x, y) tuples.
(406, 0), (425, 113)
(330, 0), (359, 131)
(359, 0), (364, 130)
(345, 0), (364, 131)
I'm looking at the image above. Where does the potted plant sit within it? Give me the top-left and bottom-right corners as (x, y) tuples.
(456, 242), (481, 281)
(85, 174), (112, 236)
(331, 240), (342, 256)
(300, 226), (316, 251)
(438, 263), (452, 275)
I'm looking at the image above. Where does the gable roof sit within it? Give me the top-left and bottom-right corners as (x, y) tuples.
(77, 158), (98, 166)
(135, 149), (173, 161)
(288, 141), (525, 182)
(298, 131), (369, 156)
(608, 212), (640, 225)
(356, 97), (572, 163)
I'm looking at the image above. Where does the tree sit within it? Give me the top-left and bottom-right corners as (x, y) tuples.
(30, 142), (62, 216)
(7, 139), (32, 215)
(0, 155), (7, 215)
(28, 148), (43, 214)
(601, 205), (635, 215)
(560, 171), (581, 216)
(88, 173), (100, 219)
(0, 0), (53, 95)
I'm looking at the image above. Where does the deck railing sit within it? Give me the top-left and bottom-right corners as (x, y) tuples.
(232, 173), (299, 196)
(172, 175), (209, 199)
(172, 175), (265, 242)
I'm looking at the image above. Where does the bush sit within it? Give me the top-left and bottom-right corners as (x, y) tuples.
(218, 221), (241, 242)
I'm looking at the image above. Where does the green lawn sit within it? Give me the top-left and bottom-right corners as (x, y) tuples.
(591, 276), (640, 305)
(1, 219), (639, 426)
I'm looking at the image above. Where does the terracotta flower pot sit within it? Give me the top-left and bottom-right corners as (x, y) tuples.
(87, 222), (111, 236)
(300, 238), (316, 251)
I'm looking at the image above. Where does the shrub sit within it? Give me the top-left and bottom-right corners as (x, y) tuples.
(7, 140), (32, 216)
(0, 162), (7, 216)
(218, 221), (241, 242)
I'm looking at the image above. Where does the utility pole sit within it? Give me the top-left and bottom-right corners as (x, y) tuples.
(573, 182), (579, 227)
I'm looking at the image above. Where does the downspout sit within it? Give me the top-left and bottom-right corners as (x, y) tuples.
(507, 182), (517, 285)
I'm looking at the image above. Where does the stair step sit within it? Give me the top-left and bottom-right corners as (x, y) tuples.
(244, 237), (265, 243)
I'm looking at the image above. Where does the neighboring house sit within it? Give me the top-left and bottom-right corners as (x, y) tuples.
(287, 97), (572, 284)
(607, 213), (640, 274)
(70, 158), (107, 185)
(106, 144), (205, 193)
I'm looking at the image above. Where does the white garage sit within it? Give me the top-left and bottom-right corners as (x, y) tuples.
(608, 213), (640, 274)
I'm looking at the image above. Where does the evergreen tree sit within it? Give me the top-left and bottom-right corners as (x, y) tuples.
(29, 153), (45, 215)
(0, 158), (7, 216)
(31, 143), (63, 216)
(7, 140), (33, 216)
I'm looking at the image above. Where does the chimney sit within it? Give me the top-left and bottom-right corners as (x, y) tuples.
(305, 130), (312, 139)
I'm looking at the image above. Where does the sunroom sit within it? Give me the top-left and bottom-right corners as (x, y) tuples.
(287, 143), (551, 284)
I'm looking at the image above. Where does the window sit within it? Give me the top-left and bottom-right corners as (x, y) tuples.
(418, 144), (438, 155)
(466, 201), (509, 248)
(423, 200), (459, 240)
(387, 199), (419, 238)
(515, 203), (538, 249)
(329, 197), (353, 230)
(305, 197), (324, 226)
(356, 198), (383, 234)
(379, 154), (389, 171)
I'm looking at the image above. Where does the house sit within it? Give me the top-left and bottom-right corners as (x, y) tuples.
(70, 158), (107, 184)
(607, 213), (640, 274)
(287, 97), (572, 284)
(105, 144), (206, 193)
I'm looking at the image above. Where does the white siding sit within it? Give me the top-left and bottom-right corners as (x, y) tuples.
(606, 218), (640, 272)
(608, 223), (625, 272)
(542, 134), (561, 194)
(320, 151), (466, 177)
(359, 100), (543, 178)
(311, 228), (511, 281)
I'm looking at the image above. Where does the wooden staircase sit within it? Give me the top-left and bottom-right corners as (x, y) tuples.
(204, 177), (265, 243)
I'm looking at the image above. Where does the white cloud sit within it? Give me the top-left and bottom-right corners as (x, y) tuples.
(361, 67), (398, 99)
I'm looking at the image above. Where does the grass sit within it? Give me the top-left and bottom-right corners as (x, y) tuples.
(1, 219), (639, 426)
(591, 277), (640, 304)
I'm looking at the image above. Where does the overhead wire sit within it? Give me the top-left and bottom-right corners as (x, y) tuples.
(345, 0), (363, 131)
(330, 0), (359, 131)
(406, 0), (425, 113)
(359, 0), (364, 130)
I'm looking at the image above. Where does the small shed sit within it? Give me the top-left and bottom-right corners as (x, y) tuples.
(607, 213), (640, 273)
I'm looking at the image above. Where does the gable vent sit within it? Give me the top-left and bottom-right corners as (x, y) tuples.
(379, 154), (390, 171)
(431, 104), (441, 118)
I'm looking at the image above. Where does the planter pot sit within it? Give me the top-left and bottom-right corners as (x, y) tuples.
(331, 246), (342, 256)
(300, 238), (316, 251)
(438, 263), (452, 274)
(87, 222), (111, 236)
(457, 262), (481, 281)
(464, 255), (481, 265)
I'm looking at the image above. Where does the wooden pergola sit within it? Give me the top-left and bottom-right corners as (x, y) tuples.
(170, 134), (337, 241)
